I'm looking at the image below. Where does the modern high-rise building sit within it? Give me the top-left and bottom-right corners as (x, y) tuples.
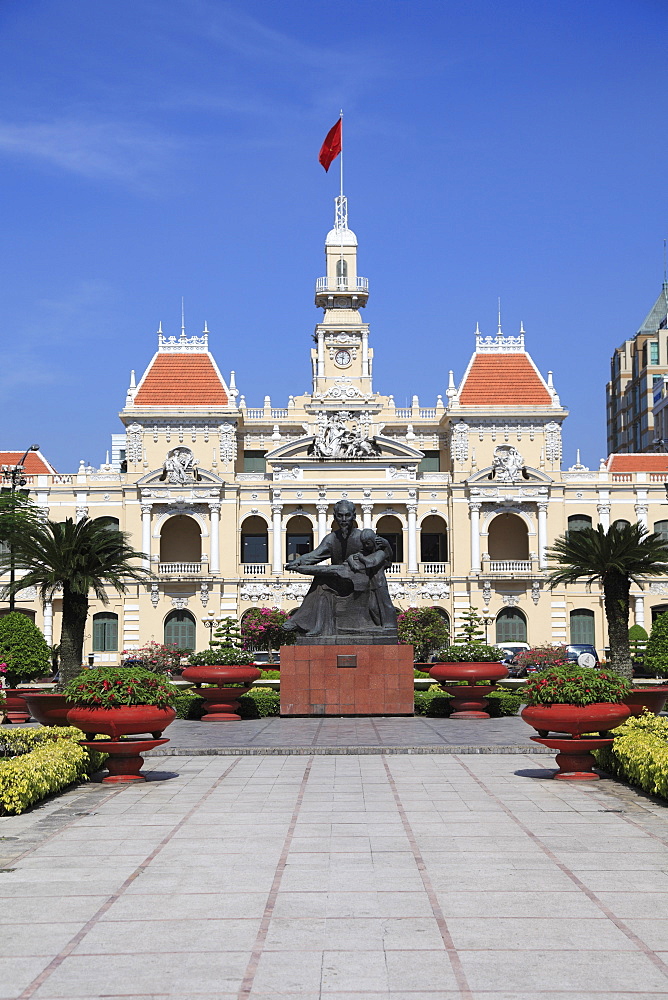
(606, 283), (668, 453)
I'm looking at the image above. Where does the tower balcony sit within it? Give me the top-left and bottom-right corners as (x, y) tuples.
(315, 276), (369, 308)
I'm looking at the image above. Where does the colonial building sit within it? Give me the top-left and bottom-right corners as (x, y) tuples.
(5, 196), (668, 660)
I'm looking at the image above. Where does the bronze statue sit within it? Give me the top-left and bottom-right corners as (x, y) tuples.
(282, 500), (397, 645)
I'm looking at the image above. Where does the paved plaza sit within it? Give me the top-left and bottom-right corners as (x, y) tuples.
(1, 739), (668, 999)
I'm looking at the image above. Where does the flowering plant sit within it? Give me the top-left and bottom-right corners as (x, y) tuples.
(121, 641), (184, 675)
(397, 607), (449, 661)
(432, 642), (505, 663)
(63, 667), (177, 709)
(240, 608), (296, 656)
(187, 646), (255, 667)
(514, 644), (568, 671)
(524, 665), (631, 707)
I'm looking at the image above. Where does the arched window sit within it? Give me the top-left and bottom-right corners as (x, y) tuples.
(430, 606), (450, 631)
(164, 610), (196, 651)
(651, 605), (668, 624)
(568, 514), (592, 533)
(93, 612), (118, 652)
(159, 515), (201, 564)
(570, 608), (595, 645)
(336, 258), (348, 278)
(612, 519), (631, 531)
(94, 516), (120, 531)
(654, 520), (668, 543)
(488, 514), (529, 560)
(420, 515), (448, 563)
(285, 515), (313, 563)
(495, 608), (527, 644)
(376, 515), (404, 563)
(241, 515), (268, 564)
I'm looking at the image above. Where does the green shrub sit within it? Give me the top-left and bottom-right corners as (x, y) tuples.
(0, 612), (51, 686)
(0, 726), (107, 815)
(643, 614), (668, 677)
(628, 624), (648, 666)
(187, 646), (255, 667)
(173, 692), (205, 719)
(64, 666), (177, 709)
(594, 713), (668, 799)
(238, 689), (280, 718)
(414, 690), (453, 716)
(397, 607), (449, 661)
(523, 665), (631, 706)
(259, 669), (280, 680)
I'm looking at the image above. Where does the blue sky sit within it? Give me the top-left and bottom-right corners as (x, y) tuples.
(1, 0), (666, 471)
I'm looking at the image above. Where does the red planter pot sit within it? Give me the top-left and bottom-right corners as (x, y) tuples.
(429, 661), (509, 718)
(181, 664), (261, 721)
(623, 687), (668, 717)
(3, 689), (32, 724)
(521, 702), (631, 738)
(530, 734), (615, 780)
(22, 692), (70, 727)
(66, 704), (177, 740)
(79, 737), (168, 783)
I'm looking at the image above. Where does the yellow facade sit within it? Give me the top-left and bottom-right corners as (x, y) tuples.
(6, 199), (668, 661)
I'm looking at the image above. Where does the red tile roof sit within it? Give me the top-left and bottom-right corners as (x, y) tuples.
(0, 451), (56, 474)
(609, 454), (668, 472)
(134, 354), (229, 406)
(459, 354), (552, 406)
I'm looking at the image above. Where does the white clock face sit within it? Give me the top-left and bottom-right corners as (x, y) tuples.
(334, 349), (351, 367)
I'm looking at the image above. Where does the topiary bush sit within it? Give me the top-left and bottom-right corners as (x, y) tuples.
(173, 687), (280, 720)
(0, 726), (107, 815)
(413, 688), (521, 718)
(643, 615), (668, 677)
(0, 612), (51, 686)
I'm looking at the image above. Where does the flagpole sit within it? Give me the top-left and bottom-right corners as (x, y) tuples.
(339, 108), (344, 203)
(339, 110), (344, 279)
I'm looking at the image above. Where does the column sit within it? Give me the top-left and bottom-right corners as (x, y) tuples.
(317, 331), (325, 379)
(209, 503), (221, 574)
(407, 504), (418, 573)
(469, 502), (481, 573)
(141, 504), (152, 570)
(271, 503), (283, 573)
(362, 330), (369, 377)
(634, 502), (649, 531)
(537, 502), (548, 570)
(43, 600), (53, 646)
(634, 594), (646, 630)
(597, 502), (610, 530)
(361, 503), (373, 529)
(316, 503), (328, 543)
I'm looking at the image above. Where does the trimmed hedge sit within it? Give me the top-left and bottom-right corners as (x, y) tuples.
(175, 687), (522, 721)
(0, 726), (107, 815)
(594, 713), (668, 800)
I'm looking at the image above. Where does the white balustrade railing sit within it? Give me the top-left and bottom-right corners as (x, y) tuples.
(489, 560), (532, 572)
(271, 409), (288, 418)
(394, 408), (411, 418)
(245, 409), (264, 419)
(243, 563), (268, 575)
(419, 408), (437, 418)
(419, 562), (449, 575)
(315, 276), (368, 293)
(386, 563), (405, 575)
(158, 562), (201, 574)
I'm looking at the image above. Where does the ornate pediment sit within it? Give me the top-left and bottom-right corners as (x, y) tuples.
(265, 434), (424, 464)
(136, 467), (224, 487)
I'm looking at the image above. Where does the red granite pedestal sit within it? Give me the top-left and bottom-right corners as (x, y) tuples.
(280, 644), (414, 716)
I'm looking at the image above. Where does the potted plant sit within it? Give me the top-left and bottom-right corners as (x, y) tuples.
(429, 642), (508, 718)
(182, 622), (261, 720)
(521, 665), (631, 736)
(64, 666), (177, 739)
(0, 612), (52, 723)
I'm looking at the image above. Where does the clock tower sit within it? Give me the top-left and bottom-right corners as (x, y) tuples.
(311, 195), (373, 402)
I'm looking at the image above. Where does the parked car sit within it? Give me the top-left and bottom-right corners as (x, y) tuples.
(252, 652), (280, 668)
(564, 644), (599, 668)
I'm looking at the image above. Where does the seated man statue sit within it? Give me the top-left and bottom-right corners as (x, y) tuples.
(282, 500), (398, 645)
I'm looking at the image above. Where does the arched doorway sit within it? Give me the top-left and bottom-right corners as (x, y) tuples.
(570, 608), (595, 645)
(285, 515), (313, 563)
(94, 516), (120, 531)
(495, 608), (527, 644)
(488, 514), (529, 561)
(164, 609), (196, 651)
(159, 515), (201, 567)
(240, 515), (268, 565)
(420, 515), (448, 563)
(376, 515), (404, 563)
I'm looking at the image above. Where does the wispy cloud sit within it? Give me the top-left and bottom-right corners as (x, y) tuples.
(0, 118), (178, 188)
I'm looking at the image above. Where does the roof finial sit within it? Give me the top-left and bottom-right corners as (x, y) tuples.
(181, 297), (185, 338)
(157, 321), (162, 334)
(497, 297), (502, 335)
(519, 320), (525, 334)
(664, 239), (667, 286)
(203, 320), (209, 334)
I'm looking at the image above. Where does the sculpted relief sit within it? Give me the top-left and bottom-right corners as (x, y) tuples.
(309, 411), (381, 460)
(159, 447), (201, 485)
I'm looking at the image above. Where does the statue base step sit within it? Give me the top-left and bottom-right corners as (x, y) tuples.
(280, 644), (414, 717)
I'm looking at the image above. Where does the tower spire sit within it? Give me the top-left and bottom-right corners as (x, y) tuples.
(181, 297), (185, 338)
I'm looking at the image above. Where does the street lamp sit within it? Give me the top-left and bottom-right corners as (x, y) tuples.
(1, 445), (40, 613)
(202, 609), (225, 647)
(481, 613), (495, 645)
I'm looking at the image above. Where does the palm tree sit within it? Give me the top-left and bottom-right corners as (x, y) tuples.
(546, 522), (668, 680)
(0, 517), (151, 685)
